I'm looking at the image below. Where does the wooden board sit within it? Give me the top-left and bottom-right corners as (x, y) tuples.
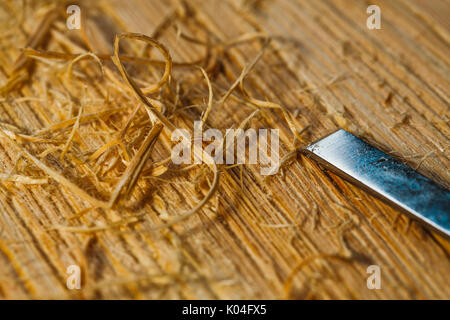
(0, 0), (449, 299)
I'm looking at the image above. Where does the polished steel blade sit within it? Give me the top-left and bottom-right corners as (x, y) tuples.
(303, 129), (450, 238)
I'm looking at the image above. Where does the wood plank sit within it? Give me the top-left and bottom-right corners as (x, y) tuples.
(0, 0), (448, 299)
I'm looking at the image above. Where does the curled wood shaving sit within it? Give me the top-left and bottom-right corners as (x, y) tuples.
(113, 33), (172, 95)
(283, 253), (351, 299)
(112, 32), (220, 230)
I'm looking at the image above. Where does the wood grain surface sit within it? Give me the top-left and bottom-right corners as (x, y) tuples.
(0, 0), (449, 299)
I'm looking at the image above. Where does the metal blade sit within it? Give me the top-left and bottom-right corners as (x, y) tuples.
(303, 129), (450, 238)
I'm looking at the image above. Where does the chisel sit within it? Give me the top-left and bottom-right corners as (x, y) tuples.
(303, 129), (450, 238)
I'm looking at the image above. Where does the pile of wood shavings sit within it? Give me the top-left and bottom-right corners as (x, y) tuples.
(0, 2), (308, 235)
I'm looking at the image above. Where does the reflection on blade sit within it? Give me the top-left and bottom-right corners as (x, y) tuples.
(303, 129), (450, 238)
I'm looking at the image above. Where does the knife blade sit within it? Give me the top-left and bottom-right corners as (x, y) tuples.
(303, 129), (450, 238)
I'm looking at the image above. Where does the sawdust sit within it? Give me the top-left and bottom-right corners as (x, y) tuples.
(0, 3), (307, 237)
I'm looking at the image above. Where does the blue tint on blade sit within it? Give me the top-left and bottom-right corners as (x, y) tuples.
(304, 129), (450, 237)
